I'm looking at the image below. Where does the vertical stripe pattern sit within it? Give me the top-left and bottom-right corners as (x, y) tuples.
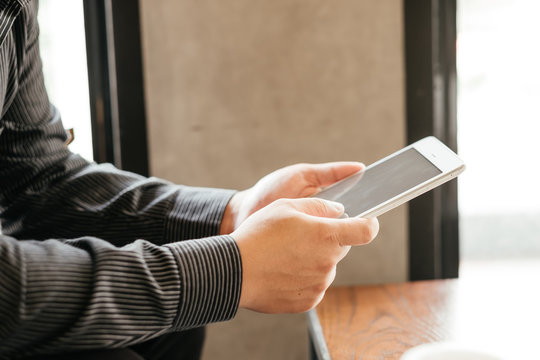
(0, 2), (242, 359)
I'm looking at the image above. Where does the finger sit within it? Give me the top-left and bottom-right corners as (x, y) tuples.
(336, 245), (351, 262)
(306, 162), (365, 188)
(283, 198), (345, 219)
(319, 266), (337, 294)
(326, 217), (380, 246)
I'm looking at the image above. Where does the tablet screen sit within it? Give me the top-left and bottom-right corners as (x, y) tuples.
(316, 148), (442, 216)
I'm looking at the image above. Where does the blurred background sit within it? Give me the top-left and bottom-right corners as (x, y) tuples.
(457, 0), (540, 271)
(38, 0), (539, 358)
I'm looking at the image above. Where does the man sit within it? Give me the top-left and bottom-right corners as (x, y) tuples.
(0, 1), (378, 359)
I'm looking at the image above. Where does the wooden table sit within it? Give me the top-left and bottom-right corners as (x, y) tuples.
(307, 269), (540, 359)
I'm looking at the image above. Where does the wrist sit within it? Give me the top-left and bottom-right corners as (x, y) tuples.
(219, 190), (246, 235)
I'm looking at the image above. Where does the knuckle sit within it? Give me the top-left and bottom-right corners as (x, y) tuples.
(305, 302), (318, 312)
(294, 163), (312, 177)
(273, 198), (298, 215)
(311, 198), (328, 214)
(274, 198), (291, 207)
(298, 302), (313, 313)
(287, 171), (305, 187)
(315, 257), (335, 274)
(293, 282), (329, 313)
(309, 292), (326, 311)
(325, 267), (337, 287)
(313, 281), (329, 295)
(328, 229), (342, 246)
(320, 222), (340, 245)
(297, 298), (319, 313)
(292, 299), (313, 313)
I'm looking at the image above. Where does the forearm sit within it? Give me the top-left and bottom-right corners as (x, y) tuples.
(2, 147), (235, 245)
(0, 233), (241, 359)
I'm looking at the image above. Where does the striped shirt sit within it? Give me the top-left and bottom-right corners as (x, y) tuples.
(0, 1), (242, 358)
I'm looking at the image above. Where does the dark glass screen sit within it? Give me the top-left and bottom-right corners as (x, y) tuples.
(316, 148), (442, 216)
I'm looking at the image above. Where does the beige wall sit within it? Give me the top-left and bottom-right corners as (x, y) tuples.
(140, 0), (406, 358)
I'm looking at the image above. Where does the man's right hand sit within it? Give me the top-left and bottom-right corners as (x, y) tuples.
(231, 198), (379, 314)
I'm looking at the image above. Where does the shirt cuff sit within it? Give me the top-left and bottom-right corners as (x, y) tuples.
(165, 187), (236, 242)
(165, 235), (242, 329)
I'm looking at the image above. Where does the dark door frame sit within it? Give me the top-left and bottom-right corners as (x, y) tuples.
(404, 0), (459, 280)
(83, 0), (149, 176)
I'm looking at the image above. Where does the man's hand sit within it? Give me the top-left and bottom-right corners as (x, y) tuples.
(232, 198), (379, 313)
(220, 162), (364, 234)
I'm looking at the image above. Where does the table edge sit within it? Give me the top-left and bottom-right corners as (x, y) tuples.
(306, 309), (332, 360)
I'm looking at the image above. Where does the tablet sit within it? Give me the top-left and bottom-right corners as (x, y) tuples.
(314, 136), (465, 218)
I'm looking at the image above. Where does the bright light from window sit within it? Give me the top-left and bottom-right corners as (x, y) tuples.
(38, 0), (93, 161)
(458, 0), (540, 259)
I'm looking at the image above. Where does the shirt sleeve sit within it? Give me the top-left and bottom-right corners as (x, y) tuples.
(0, 233), (242, 358)
(0, 2), (243, 358)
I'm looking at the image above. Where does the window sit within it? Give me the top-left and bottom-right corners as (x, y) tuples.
(38, 0), (93, 161)
(457, 0), (540, 272)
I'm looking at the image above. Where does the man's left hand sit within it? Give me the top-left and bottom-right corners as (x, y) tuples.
(220, 162), (364, 234)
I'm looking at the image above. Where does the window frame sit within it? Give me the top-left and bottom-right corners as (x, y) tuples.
(404, 0), (459, 280)
(83, 0), (149, 176)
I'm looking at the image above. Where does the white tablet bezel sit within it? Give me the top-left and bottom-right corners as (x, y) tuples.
(315, 136), (465, 218)
(359, 136), (465, 217)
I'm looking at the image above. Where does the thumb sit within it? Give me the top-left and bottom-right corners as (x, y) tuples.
(285, 198), (345, 219)
(306, 162), (365, 188)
